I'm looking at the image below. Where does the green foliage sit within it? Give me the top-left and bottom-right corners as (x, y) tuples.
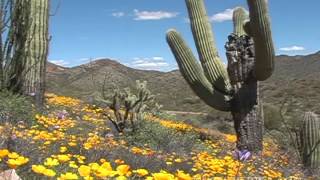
(0, 90), (34, 125)
(123, 119), (204, 155)
(263, 103), (283, 130)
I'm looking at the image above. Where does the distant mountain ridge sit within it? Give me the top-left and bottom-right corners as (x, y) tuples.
(46, 51), (320, 115)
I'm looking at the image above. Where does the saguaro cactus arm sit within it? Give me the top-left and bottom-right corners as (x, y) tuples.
(186, 0), (231, 93)
(233, 7), (248, 36)
(166, 30), (231, 111)
(246, 0), (275, 81)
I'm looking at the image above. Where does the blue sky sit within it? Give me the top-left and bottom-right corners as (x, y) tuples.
(49, 0), (320, 71)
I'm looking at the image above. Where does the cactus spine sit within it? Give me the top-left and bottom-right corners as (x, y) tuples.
(301, 112), (320, 169)
(23, 0), (49, 107)
(166, 0), (274, 152)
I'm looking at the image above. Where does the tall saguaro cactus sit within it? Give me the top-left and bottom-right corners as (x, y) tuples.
(300, 112), (320, 169)
(0, 0), (31, 91)
(23, 0), (49, 107)
(166, 0), (274, 152)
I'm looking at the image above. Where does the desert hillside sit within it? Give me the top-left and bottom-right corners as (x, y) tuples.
(47, 51), (320, 115)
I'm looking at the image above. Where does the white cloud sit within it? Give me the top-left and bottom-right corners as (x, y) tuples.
(184, 17), (190, 24)
(210, 8), (234, 22)
(49, 60), (70, 66)
(111, 12), (125, 18)
(279, 46), (306, 51)
(130, 57), (170, 70)
(210, 7), (248, 22)
(152, 56), (165, 61)
(133, 9), (178, 20)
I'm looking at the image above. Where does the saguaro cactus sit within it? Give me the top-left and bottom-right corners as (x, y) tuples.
(23, 0), (49, 107)
(300, 112), (320, 169)
(1, 0), (31, 91)
(166, 0), (274, 152)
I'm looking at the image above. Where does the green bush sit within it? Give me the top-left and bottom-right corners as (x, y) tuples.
(0, 90), (35, 125)
(263, 103), (283, 130)
(123, 119), (204, 155)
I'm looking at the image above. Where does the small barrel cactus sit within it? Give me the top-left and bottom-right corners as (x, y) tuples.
(300, 112), (320, 169)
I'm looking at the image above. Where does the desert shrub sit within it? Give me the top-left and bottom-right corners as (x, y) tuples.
(123, 119), (203, 155)
(263, 103), (283, 130)
(0, 90), (34, 125)
(156, 112), (177, 121)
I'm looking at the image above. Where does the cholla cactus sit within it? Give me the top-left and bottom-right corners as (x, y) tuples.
(105, 80), (158, 133)
(300, 112), (320, 169)
(166, 0), (274, 151)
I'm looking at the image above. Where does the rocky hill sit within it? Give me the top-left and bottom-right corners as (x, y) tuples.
(46, 51), (320, 116)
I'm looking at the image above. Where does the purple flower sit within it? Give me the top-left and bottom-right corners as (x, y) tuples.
(57, 110), (68, 119)
(233, 149), (251, 161)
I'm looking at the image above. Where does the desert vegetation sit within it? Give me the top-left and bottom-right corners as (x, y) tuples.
(0, 0), (319, 179)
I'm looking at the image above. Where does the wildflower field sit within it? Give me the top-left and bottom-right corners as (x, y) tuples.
(0, 94), (305, 179)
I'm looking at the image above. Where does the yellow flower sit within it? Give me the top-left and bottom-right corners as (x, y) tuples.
(58, 172), (79, 180)
(152, 171), (175, 180)
(32, 165), (46, 174)
(84, 143), (92, 150)
(176, 170), (192, 180)
(115, 159), (125, 164)
(60, 146), (68, 153)
(43, 169), (56, 177)
(78, 165), (91, 177)
(44, 158), (59, 167)
(225, 134), (237, 143)
(101, 162), (113, 171)
(68, 142), (77, 147)
(0, 149), (9, 158)
(89, 162), (100, 171)
(116, 176), (127, 180)
(57, 154), (71, 162)
(95, 168), (117, 178)
(8, 152), (19, 159)
(116, 164), (130, 176)
(134, 169), (149, 177)
(44, 141), (51, 145)
(69, 161), (79, 169)
(145, 176), (153, 180)
(7, 156), (29, 168)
